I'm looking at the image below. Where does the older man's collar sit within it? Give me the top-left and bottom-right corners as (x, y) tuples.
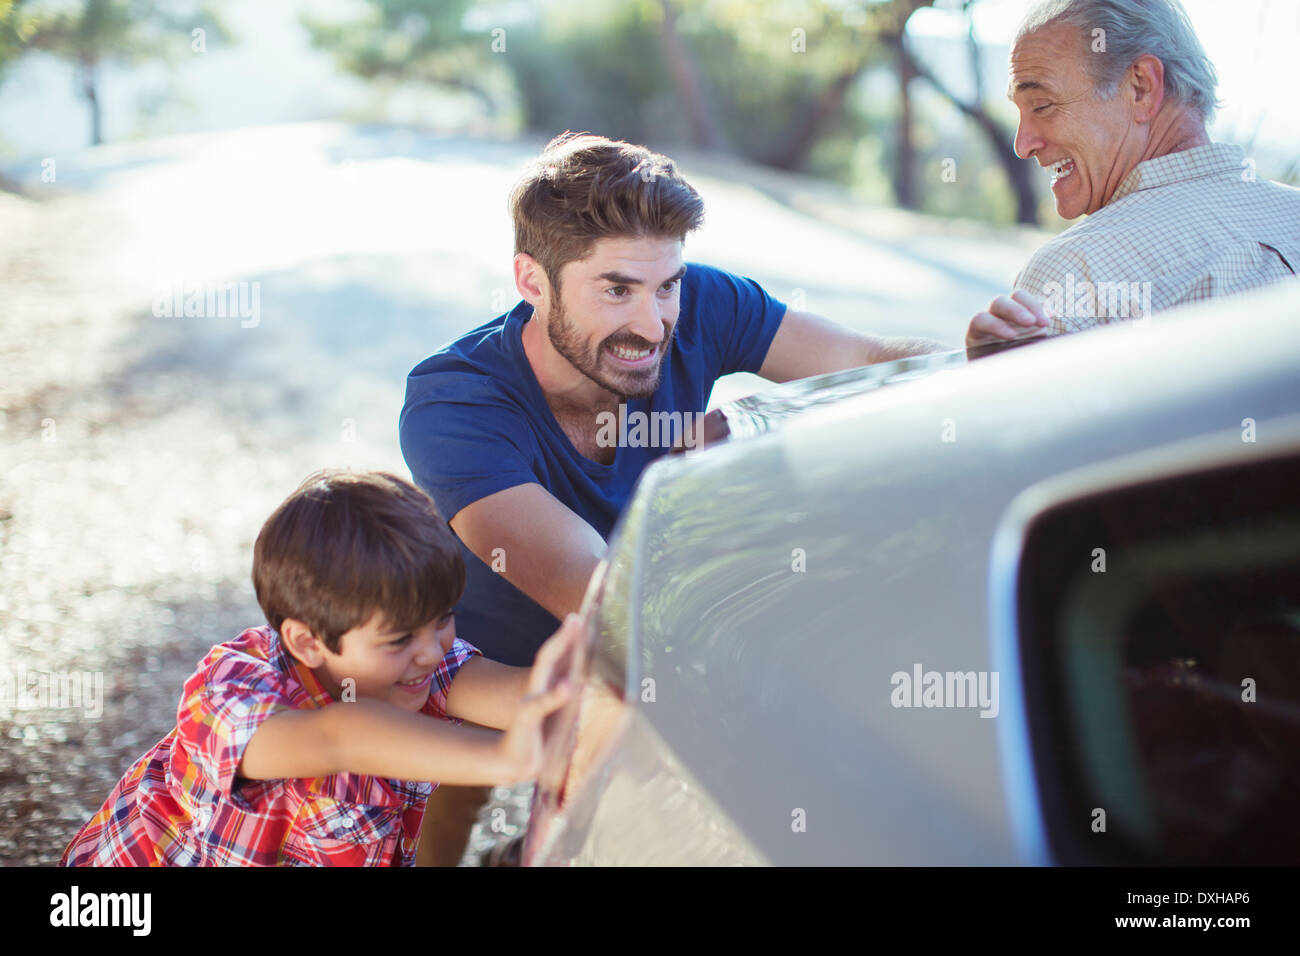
(1111, 143), (1247, 205)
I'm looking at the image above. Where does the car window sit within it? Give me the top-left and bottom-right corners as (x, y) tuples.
(1016, 448), (1300, 864)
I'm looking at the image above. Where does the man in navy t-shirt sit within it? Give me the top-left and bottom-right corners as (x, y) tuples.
(399, 132), (946, 863)
(401, 133), (945, 666)
(401, 261), (787, 665)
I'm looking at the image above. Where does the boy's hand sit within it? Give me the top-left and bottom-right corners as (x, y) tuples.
(497, 613), (584, 782)
(560, 678), (628, 805)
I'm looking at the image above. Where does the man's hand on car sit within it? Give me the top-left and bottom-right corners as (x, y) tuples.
(670, 407), (730, 455)
(966, 290), (1053, 348)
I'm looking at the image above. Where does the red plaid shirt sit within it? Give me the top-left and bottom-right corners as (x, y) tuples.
(60, 625), (480, 866)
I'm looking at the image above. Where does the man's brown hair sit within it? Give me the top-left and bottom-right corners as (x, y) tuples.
(253, 470), (465, 653)
(509, 132), (705, 291)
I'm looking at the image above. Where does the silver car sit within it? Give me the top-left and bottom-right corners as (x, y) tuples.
(524, 281), (1300, 867)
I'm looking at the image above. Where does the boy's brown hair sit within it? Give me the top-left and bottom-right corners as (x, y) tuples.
(253, 470), (465, 653)
(509, 131), (705, 292)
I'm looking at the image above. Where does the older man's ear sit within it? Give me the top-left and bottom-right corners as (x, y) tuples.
(1126, 54), (1168, 125)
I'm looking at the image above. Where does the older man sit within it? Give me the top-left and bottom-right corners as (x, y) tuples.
(968, 0), (1300, 346)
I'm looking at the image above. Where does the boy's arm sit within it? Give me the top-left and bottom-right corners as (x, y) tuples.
(237, 617), (581, 787)
(236, 700), (524, 786)
(444, 656), (529, 731)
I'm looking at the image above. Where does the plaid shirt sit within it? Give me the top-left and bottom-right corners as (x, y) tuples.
(1015, 143), (1300, 333)
(60, 626), (480, 866)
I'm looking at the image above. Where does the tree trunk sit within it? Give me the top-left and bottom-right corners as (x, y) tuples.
(79, 59), (102, 146)
(766, 58), (870, 172)
(764, 0), (931, 173)
(892, 31), (917, 209)
(657, 0), (724, 150)
(900, 40), (1039, 224)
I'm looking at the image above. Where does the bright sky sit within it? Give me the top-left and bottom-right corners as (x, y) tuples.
(909, 0), (1300, 156)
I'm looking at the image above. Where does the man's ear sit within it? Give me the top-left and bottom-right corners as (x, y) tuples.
(1128, 54), (1166, 123)
(279, 618), (329, 668)
(514, 253), (550, 310)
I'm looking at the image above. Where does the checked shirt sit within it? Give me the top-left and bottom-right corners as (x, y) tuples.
(60, 626), (479, 866)
(1014, 143), (1300, 332)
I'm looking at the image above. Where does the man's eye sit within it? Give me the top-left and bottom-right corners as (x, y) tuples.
(1033, 103), (1052, 113)
(659, 279), (679, 293)
(608, 286), (629, 297)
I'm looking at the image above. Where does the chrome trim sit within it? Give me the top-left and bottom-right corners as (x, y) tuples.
(988, 508), (1053, 866)
(720, 349), (968, 440)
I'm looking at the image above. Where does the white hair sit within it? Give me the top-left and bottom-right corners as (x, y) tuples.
(1018, 0), (1220, 122)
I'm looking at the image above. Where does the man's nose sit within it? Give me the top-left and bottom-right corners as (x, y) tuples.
(629, 293), (670, 343)
(1014, 114), (1044, 161)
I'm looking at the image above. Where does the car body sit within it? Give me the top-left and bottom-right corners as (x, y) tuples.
(523, 280), (1300, 866)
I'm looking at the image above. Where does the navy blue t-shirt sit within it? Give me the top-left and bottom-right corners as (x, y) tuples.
(399, 263), (786, 665)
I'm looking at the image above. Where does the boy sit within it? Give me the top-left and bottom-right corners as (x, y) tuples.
(60, 469), (579, 866)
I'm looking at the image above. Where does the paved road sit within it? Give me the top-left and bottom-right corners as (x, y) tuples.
(0, 122), (1050, 865)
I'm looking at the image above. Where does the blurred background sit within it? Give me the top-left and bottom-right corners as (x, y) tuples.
(0, 0), (1296, 865)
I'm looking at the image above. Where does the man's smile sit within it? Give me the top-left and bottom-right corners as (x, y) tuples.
(1048, 157), (1076, 187)
(605, 340), (659, 367)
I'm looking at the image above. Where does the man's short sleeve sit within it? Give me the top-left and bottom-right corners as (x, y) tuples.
(422, 637), (482, 720)
(702, 266), (788, 377)
(400, 374), (539, 522)
(176, 647), (294, 803)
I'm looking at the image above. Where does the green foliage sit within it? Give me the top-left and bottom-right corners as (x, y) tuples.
(302, 0), (1026, 222)
(0, 0), (35, 81)
(302, 0), (473, 78)
(8, 0), (231, 144)
(505, 0), (886, 181)
(868, 84), (1023, 225)
(505, 2), (681, 146)
(302, 0), (507, 110)
(688, 10), (876, 164)
(19, 0), (230, 65)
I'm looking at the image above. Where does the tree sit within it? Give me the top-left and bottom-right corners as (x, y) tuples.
(873, 0), (932, 209)
(0, 0), (34, 81)
(302, 0), (1042, 224)
(754, 0), (927, 175)
(771, 0), (1035, 221)
(656, 0), (725, 151)
(18, 0), (229, 146)
(900, 0), (1039, 224)
(301, 0), (504, 114)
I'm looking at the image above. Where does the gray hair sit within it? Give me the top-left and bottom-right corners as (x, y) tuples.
(1018, 0), (1220, 122)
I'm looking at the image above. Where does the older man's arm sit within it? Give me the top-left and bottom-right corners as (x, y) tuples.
(758, 307), (951, 383)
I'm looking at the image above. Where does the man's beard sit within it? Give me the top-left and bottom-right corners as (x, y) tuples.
(545, 293), (674, 400)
